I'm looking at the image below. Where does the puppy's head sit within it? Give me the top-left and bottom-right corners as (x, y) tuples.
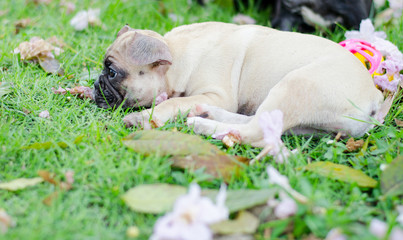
(93, 25), (172, 109)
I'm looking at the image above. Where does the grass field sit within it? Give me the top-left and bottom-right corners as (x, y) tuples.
(1, 0), (402, 239)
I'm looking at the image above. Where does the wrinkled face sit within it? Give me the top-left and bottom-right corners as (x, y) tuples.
(93, 26), (172, 110)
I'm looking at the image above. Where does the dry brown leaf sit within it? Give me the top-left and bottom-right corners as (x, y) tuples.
(38, 170), (58, 185)
(42, 191), (59, 206)
(0, 209), (16, 234)
(14, 18), (32, 34)
(14, 37), (54, 61)
(52, 86), (94, 100)
(60, 1), (76, 14)
(46, 36), (66, 48)
(345, 138), (364, 152)
(172, 154), (249, 182)
(222, 131), (242, 148)
(395, 119), (403, 127)
(14, 37), (64, 75)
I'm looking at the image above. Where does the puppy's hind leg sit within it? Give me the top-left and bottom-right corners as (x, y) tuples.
(188, 59), (383, 147)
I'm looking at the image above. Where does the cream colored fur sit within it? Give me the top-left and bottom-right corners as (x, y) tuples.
(110, 22), (383, 147)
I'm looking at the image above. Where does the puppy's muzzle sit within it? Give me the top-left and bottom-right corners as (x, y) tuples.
(93, 75), (123, 109)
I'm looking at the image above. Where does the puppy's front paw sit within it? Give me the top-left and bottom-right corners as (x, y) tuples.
(187, 116), (216, 136)
(122, 112), (150, 129)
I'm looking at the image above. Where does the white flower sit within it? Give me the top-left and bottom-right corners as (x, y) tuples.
(70, 9), (101, 31)
(325, 228), (347, 240)
(345, 19), (403, 60)
(345, 19), (387, 41)
(151, 183), (228, 240)
(267, 166), (308, 203)
(273, 192), (297, 219)
(390, 227), (403, 240)
(267, 166), (291, 190)
(259, 110), (290, 163)
(38, 110), (50, 119)
(369, 219), (388, 238)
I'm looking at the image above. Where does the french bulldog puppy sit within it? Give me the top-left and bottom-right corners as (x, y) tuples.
(93, 22), (383, 147)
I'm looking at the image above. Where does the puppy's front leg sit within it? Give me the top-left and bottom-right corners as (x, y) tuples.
(123, 94), (231, 128)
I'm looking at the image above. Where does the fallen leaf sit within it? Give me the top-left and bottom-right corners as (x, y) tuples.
(14, 18), (32, 34)
(21, 135), (84, 150)
(126, 226), (140, 238)
(211, 211), (259, 235)
(14, 37), (64, 75)
(39, 57), (64, 75)
(304, 161), (377, 188)
(52, 86), (93, 100)
(121, 184), (187, 214)
(46, 36), (66, 48)
(122, 130), (222, 156)
(214, 234), (254, 240)
(0, 209), (16, 234)
(172, 154), (249, 181)
(381, 155), (403, 197)
(345, 138), (364, 152)
(123, 130), (249, 181)
(395, 119), (403, 127)
(38, 170), (58, 185)
(0, 177), (43, 191)
(42, 191), (59, 206)
(60, 1), (76, 14)
(122, 184), (276, 214)
(376, 93), (396, 124)
(0, 82), (12, 98)
(222, 131), (242, 148)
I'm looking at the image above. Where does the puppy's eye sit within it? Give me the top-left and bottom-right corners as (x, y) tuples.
(108, 68), (117, 79)
(139, 71), (144, 76)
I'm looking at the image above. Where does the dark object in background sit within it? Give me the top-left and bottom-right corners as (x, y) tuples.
(197, 0), (373, 32)
(269, 0), (373, 32)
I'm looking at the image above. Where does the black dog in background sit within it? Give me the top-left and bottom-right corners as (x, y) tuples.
(197, 0), (373, 32)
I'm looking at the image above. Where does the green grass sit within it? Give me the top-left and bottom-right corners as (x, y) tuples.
(1, 0), (402, 239)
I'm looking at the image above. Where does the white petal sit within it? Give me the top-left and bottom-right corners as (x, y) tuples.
(267, 166), (290, 189)
(369, 219), (387, 238)
(390, 227), (403, 240)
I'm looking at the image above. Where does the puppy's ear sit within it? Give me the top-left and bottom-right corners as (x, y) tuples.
(117, 25), (134, 38)
(129, 32), (172, 66)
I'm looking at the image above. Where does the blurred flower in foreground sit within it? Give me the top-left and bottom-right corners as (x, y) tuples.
(267, 166), (308, 204)
(374, 56), (403, 92)
(369, 218), (388, 238)
(325, 228), (347, 240)
(256, 110), (290, 163)
(151, 183), (228, 240)
(70, 9), (101, 31)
